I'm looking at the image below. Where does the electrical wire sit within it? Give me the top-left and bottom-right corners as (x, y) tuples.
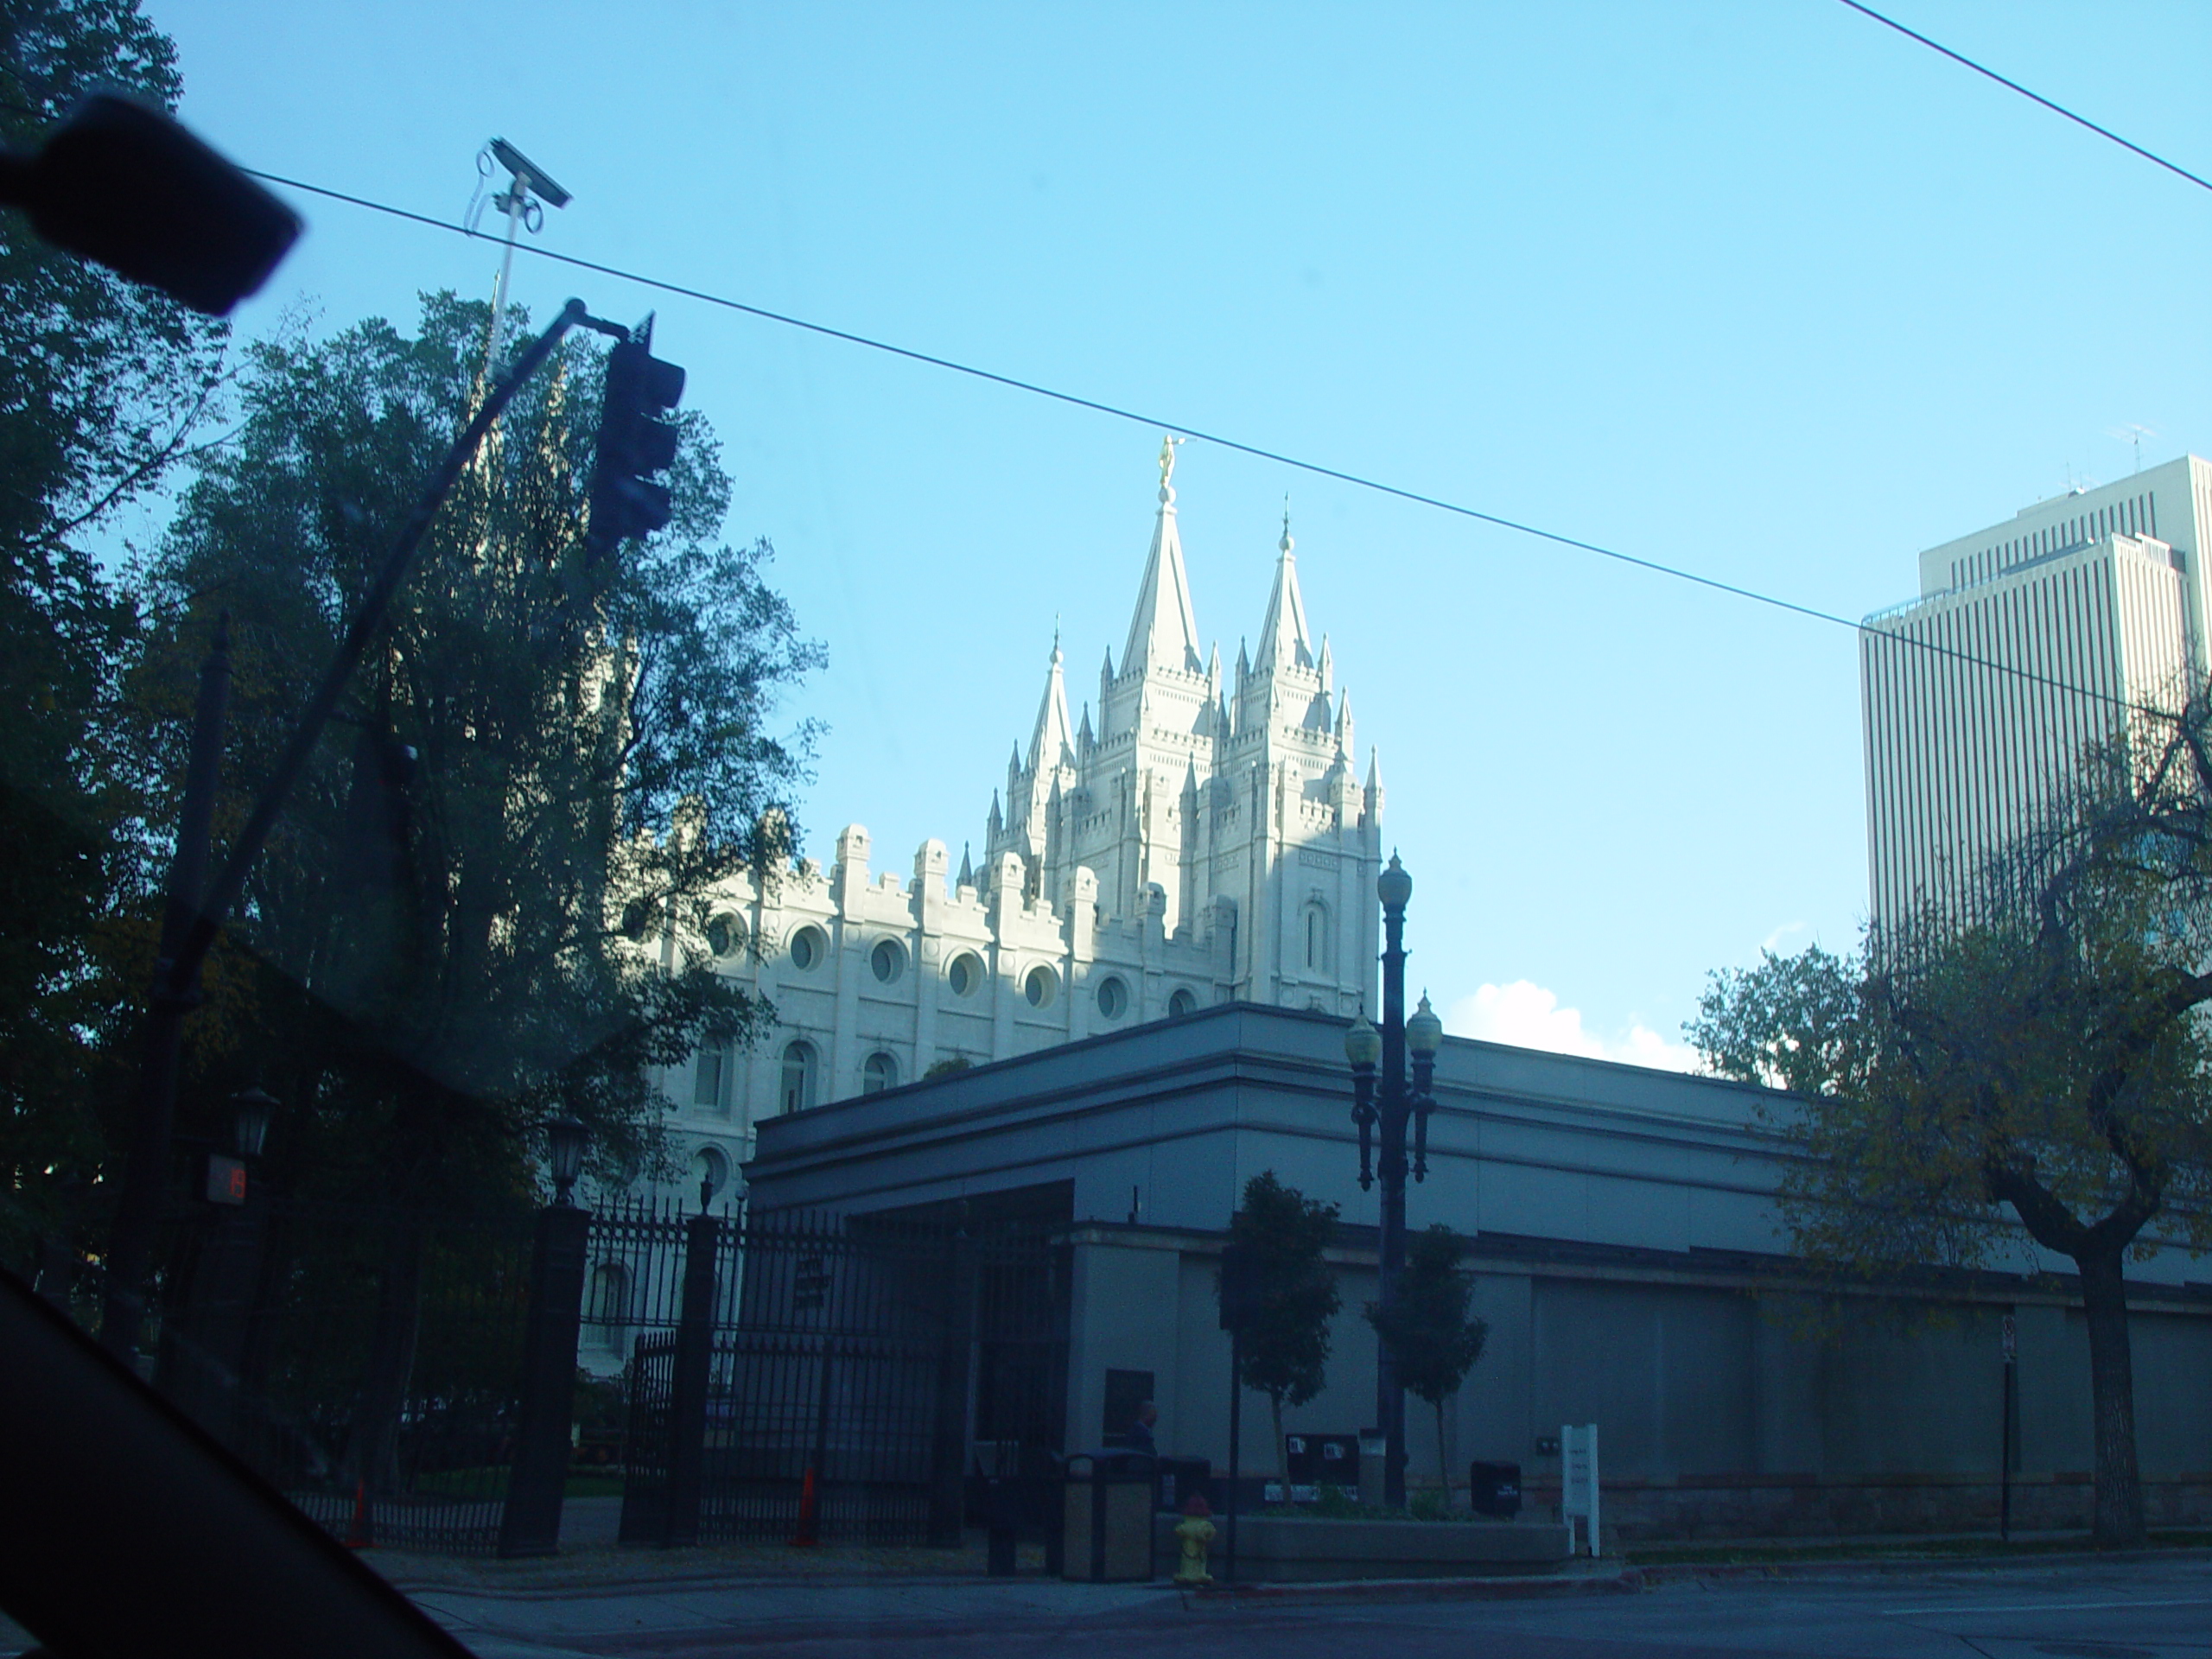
(237, 163), (2173, 720)
(1836, 0), (2212, 194)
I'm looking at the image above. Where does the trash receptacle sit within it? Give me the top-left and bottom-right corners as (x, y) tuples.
(1062, 1451), (1155, 1581)
(1357, 1430), (1387, 1507)
(1154, 1456), (1210, 1513)
(1469, 1460), (1522, 1518)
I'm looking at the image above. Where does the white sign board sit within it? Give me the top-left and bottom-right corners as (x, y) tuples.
(1561, 1423), (1600, 1556)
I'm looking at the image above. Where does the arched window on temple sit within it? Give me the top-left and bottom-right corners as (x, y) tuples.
(780, 1040), (819, 1114)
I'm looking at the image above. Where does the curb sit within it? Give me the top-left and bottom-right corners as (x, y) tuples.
(374, 1543), (2212, 1607)
(378, 1570), (1090, 1601)
(1186, 1566), (1640, 1605)
(1630, 1543), (2212, 1586)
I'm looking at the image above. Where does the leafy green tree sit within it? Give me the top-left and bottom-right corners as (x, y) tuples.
(0, 0), (230, 1272)
(1692, 731), (2212, 1547)
(132, 290), (818, 1203)
(125, 292), (820, 1483)
(1365, 1224), (1485, 1494)
(1224, 1170), (1341, 1484)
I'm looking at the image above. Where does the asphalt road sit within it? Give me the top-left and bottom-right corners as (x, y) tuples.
(416, 1557), (2212, 1659)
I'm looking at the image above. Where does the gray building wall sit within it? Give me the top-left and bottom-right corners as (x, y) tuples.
(745, 1001), (2212, 1538)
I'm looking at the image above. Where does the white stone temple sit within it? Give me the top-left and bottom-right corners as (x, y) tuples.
(666, 442), (1385, 1189)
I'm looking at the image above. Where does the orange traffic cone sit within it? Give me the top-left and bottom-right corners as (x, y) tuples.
(345, 1478), (373, 1549)
(790, 1465), (820, 1548)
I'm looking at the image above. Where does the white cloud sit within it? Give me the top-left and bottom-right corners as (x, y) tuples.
(1445, 981), (1700, 1073)
(1760, 920), (1808, 953)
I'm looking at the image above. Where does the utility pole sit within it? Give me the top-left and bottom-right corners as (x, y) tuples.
(480, 138), (570, 376)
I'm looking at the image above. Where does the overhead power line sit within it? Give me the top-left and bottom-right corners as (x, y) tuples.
(238, 164), (2169, 721)
(1836, 0), (2212, 194)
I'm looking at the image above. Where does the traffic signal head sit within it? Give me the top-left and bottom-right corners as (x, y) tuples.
(588, 339), (686, 559)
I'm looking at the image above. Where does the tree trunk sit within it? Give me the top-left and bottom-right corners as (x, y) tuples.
(349, 1218), (424, 1497)
(1434, 1396), (1451, 1497)
(2076, 1246), (2145, 1548)
(1270, 1394), (1288, 1487)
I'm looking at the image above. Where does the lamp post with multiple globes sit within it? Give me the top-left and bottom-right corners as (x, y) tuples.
(1343, 852), (1444, 1510)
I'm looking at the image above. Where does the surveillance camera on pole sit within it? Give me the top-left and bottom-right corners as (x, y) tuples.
(479, 137), (569, 371)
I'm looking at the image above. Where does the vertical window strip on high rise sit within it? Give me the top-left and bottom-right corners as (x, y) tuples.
(1954, 606), (1989, 893)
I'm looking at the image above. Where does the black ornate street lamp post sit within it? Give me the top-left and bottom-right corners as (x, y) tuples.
(1344, 852), (1444, 1510)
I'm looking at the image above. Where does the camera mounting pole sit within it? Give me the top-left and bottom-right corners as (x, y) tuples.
(480, 137), (570, 375)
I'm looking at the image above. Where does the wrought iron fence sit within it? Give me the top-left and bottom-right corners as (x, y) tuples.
(150, 1199), (536, 1554)
(60, 1188), (1071, 1557)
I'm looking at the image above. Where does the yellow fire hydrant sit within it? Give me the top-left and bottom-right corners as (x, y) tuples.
(1173, 1495), (1217, 1585)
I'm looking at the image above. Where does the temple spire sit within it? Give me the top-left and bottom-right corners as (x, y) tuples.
(1027, 637), (1076, 774)
(1255, 511), (1314, 671)
(1121, 436), (1205, 676)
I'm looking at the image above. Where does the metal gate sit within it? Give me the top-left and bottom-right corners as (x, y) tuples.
(606, 1206), (1066, 1547)
(969, 1224), (1070, 1538)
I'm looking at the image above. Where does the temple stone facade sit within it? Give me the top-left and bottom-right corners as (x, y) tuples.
(664, 445), (1385, 1190)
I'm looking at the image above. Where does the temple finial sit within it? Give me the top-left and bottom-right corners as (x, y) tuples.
(1159, 433), (1184, 502)
(1281, 493), (1293, 555)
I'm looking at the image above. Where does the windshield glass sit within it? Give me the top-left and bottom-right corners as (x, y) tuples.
(8, 3), (2212, 1652)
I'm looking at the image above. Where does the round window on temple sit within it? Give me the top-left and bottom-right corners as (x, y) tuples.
(1168, 987), (1198, 1018)
(706, 912), (745, 958)
(948, 952), (983, 998)
(787, 925), (826, 972)
(870, 938), (906, 984)
(1023, 965), (1058, 1008)
(1095, 976), (1128, 1020)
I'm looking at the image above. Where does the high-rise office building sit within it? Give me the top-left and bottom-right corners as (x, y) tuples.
(1861, 454), (2212, 925)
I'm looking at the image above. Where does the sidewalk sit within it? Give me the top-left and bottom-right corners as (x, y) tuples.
(363, 1525), (1052, 1595)
(1620, 1526), (2212, 1574)
(348, 1522), (2212, 1659)
(363, 1519), (2212, 1598)
(389, 1566), (1185, 1659)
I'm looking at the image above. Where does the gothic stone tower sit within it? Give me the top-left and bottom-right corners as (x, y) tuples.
(983, 438), (1383, 1015)
(664, 444), (1387, 1194)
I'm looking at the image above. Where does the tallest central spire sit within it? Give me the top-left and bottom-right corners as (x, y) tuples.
(1121, 435), (1204, 676)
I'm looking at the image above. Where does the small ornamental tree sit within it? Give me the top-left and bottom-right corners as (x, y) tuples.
(1366, 1224), (1487, 1492)
(1224, 1171), (1341, 1484)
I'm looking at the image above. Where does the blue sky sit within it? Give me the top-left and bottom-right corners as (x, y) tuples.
(143, 1), (2210, 1065)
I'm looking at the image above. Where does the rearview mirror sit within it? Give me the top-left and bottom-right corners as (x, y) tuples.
(0, 92), (300, 315)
